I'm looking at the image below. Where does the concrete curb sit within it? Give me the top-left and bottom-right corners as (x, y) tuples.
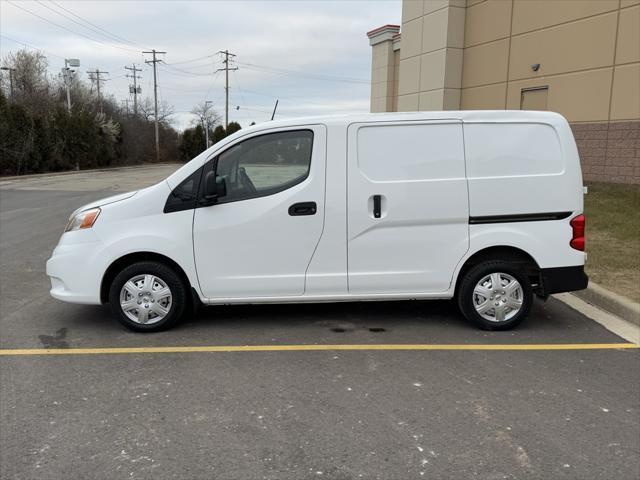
(0, 163), (181, 182)
(555, 293), (639, 344)
(573, 282), (640, 326)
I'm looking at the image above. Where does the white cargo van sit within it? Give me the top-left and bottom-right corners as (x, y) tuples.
(47, 111), (588, 332)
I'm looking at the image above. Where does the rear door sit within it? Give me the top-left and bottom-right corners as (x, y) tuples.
(347, 121), (469, 294)
(193, 126), (326, 299)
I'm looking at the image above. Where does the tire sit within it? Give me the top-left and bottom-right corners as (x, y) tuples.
(457, 260), (533, 331)
(108, 261), (188, 332)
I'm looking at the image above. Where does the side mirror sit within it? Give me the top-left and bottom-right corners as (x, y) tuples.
(201, 171), (226, 206)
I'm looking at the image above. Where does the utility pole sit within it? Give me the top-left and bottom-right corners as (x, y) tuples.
(64, 70), (71, 112)
(216, 50), (237, 129)
(125, 64), (141, 116)
(58, 59), (80, 112)
(143, 49), (166, 162)
(87, 69), (109, 113)
(0, 67), (15, 102)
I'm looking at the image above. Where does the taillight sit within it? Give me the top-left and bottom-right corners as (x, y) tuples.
(570, 214), (585, 251)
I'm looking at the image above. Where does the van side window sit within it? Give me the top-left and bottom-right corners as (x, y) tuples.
(212, 130), (313, 203)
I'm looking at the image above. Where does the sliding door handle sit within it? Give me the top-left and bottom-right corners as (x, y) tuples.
(289, 202), (317, 216)
(373, 195), (381, 218)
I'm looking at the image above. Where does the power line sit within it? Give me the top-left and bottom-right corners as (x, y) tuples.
(0, 33), (66, 60)
(231, 68), (342, 115)
(35, 0), (143, 50)
(159, 63), (212, 77)
(154, 85), (212, 93)
(162, 60), (215, 71)
(6, 1), (139, 53)
(238, 61), (369, 84)
(202, 70), (222, 104)
(231, 69), (254, 123)
(240, 107), (273, 114)
(240, 62), (368, 84)
(239, 106), (292, 119)
(231, 80), (329, 108)
(164, 54), (216, 66)
(49, 0), (144, 48)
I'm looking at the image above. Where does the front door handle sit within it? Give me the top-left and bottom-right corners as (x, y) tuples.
(288, 202), (317, 216)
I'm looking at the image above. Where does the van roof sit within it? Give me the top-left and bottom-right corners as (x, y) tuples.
(256, 110), (566, 129)
(166, 110), (569, 190)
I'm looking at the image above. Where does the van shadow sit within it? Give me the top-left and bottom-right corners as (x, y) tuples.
(64, 296), (574, 343)
(188, 299), (468, 333)
(180, 297), (575, 342)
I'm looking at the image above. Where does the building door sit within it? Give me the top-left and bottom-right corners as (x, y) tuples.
(521, 86), (548, 110)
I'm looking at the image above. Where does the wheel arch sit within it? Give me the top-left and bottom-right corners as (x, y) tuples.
(453, 246), (541, 297)
(100, 251), (195, 304)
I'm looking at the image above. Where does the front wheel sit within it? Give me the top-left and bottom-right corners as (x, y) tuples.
(109, 261), (187, 332)
(457, 261), (533, 330)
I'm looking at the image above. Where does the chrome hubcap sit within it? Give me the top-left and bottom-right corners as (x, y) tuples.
(119, 274), (172, 325)
(473, 272), (523, 323)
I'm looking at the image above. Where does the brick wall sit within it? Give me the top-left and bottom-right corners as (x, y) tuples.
(571, 121), (640, 184)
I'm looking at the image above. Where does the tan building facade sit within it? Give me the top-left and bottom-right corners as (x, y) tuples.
(367, 0), (640, 183)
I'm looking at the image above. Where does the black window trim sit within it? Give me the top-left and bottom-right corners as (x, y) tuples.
(163, 167), (204, 214)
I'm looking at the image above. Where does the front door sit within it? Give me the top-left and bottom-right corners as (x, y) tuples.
(347, 121), (469, 294)
(193, 126), (326, 299)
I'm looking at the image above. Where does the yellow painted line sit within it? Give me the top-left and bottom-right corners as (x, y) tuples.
(0, 343), (637, 356)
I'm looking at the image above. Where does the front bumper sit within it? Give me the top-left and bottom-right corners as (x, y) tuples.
(46, 232), (108, 305)
(541, 265), (589, 295)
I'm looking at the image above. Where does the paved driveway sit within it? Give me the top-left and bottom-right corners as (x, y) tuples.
(1, 165), (638, 480)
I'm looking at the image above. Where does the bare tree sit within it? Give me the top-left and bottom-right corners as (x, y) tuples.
(2, 49), (52, 114)
(191, 101), (221, 130)
(190, 101), (221, 148)
(138, 96), (174, 125)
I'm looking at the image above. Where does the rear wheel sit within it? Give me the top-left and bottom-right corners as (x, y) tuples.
(109, 261), (187, 332)
(457, 260), (533, 330)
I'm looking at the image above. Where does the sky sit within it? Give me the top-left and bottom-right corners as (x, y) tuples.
(0, 0), (401, 130)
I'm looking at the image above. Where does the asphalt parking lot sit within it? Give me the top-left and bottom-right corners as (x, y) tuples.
(1, 164), (638, 480)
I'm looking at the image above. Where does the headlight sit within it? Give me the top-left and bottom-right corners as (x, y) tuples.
(65, 208), (101, 232)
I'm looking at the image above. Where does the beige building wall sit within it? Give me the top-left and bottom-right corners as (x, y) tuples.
(368, 25), (401, 113)
(396, 0), (466, 111)
(368, 0), (640, 184)
(461, 0), (639, 123)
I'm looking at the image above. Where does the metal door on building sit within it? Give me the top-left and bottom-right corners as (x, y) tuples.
(520, 86), (549, 110)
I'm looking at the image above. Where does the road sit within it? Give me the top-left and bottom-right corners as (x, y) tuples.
(1, 164), (638, 480)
